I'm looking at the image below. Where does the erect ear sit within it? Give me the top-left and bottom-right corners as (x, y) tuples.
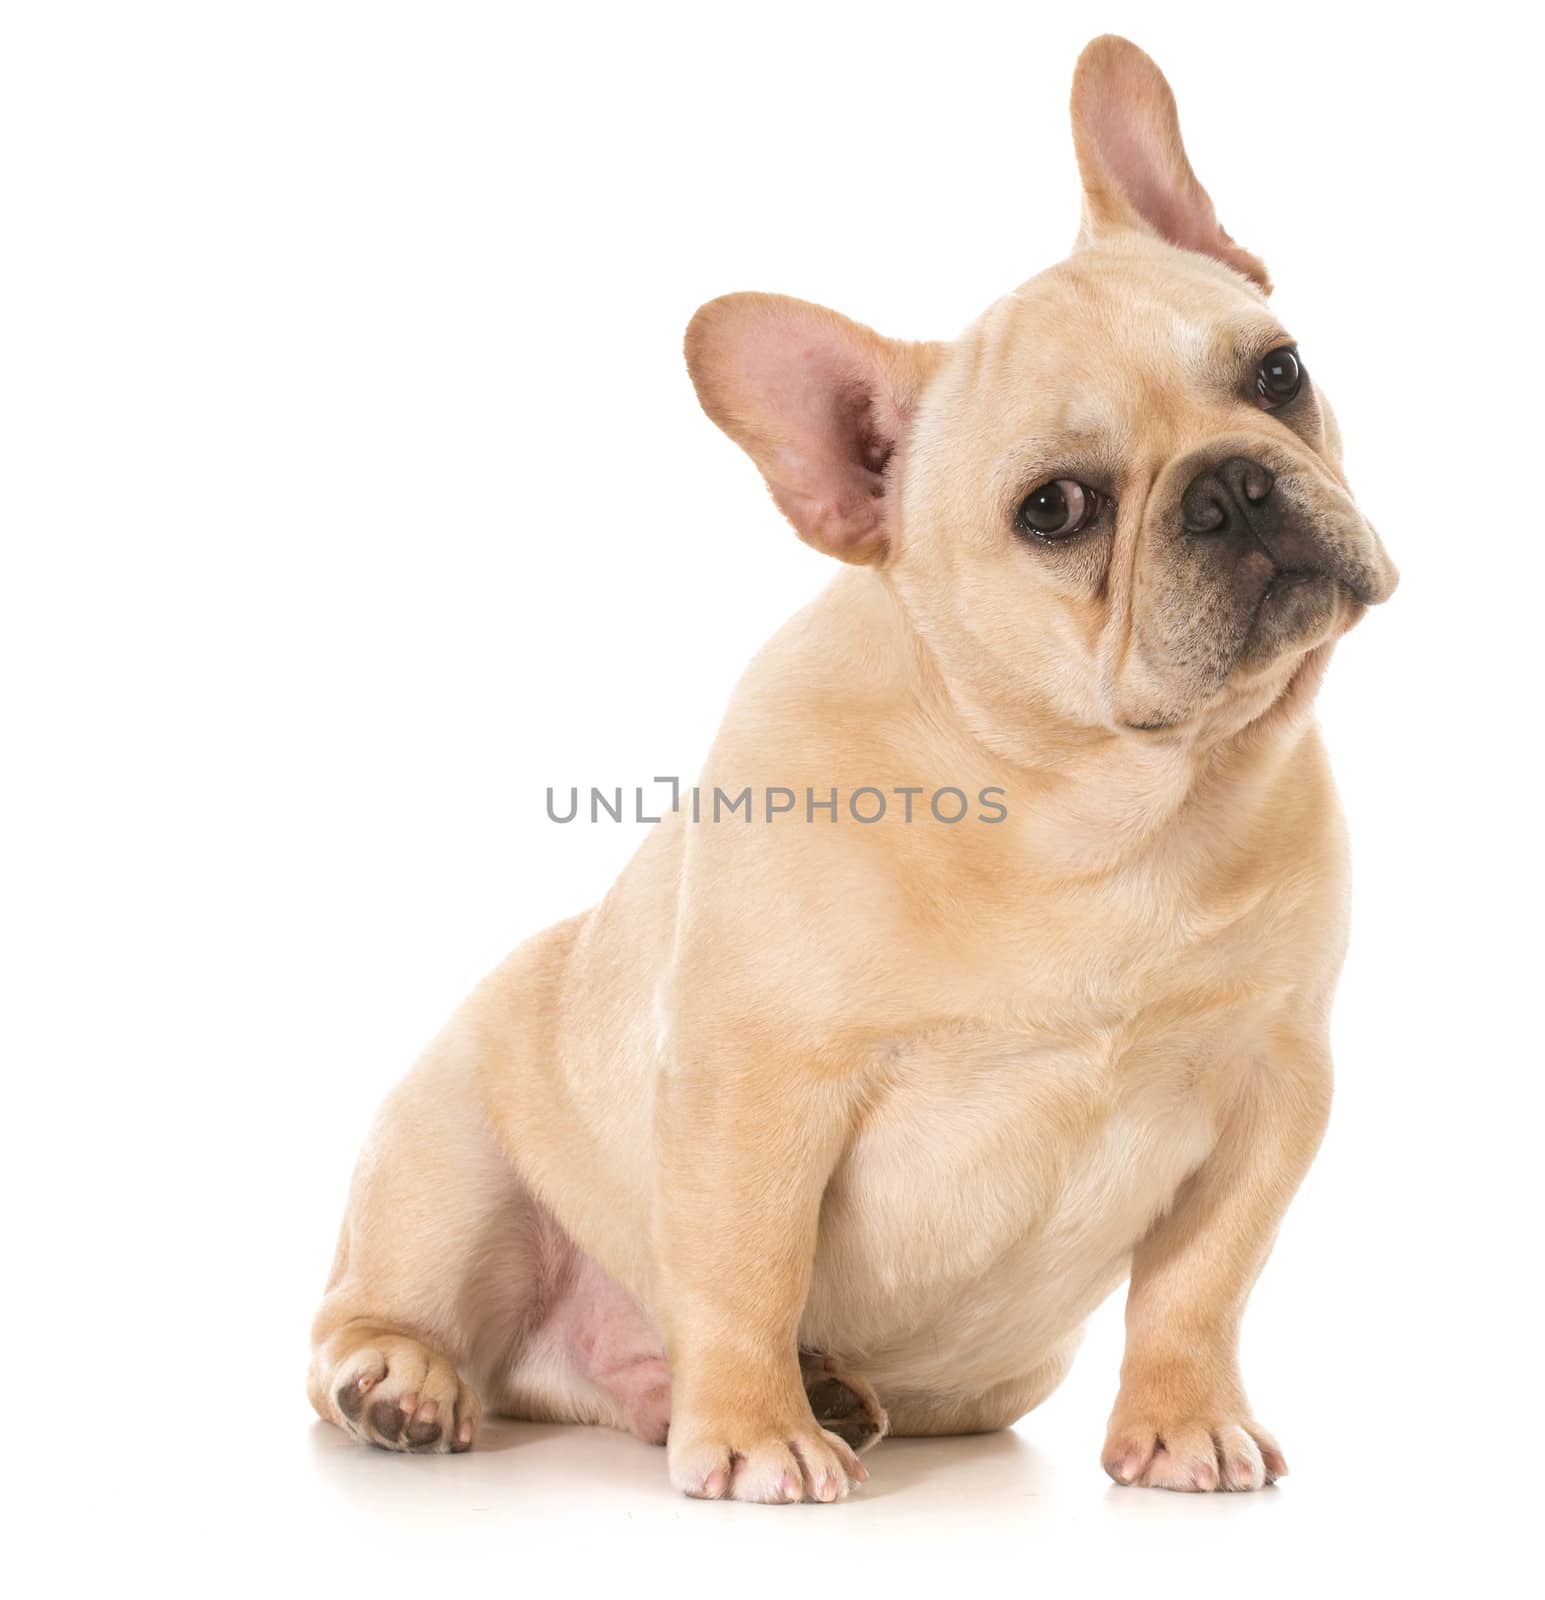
(1070, 35), (1271, 293)
(684, 293), (940, 565)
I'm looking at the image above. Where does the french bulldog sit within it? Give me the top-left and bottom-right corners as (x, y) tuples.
(308, 34), (1396, 1500)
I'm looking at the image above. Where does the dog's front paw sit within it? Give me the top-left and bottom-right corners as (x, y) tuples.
(669, 1414), (869, 1504)
(1103, 1403), (1287, 1492)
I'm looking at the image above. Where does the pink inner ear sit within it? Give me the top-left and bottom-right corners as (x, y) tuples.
(754, 334), (902, 560)
(1098, 109), (1218, 256)
(1074, 40), (1271, 292)
(687, 292), (925, 563)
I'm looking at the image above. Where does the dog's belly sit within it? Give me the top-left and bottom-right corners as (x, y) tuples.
(801, 1024), (1223, 1396)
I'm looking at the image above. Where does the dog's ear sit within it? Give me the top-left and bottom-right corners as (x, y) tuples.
(1070, 35), (1271, 293)
(684, 293), (940, 565)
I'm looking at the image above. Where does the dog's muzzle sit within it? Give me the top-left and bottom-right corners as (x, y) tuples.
(1180, 454), (1391, 607)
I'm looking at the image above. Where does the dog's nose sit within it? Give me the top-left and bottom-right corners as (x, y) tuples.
(1181, 457), (1276, 537)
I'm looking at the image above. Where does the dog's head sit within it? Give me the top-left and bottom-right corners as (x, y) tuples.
(686, 37), (1397, 746)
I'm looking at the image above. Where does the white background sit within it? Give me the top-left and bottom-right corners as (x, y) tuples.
(3, 2), (1539, 1594)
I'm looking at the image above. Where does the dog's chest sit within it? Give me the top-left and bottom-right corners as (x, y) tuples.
(806, 983), (1267, 1380)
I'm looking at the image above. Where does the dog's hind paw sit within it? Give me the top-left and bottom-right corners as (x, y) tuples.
(800, 1351), (888, 1454)
(322, 1332), (481, 1455)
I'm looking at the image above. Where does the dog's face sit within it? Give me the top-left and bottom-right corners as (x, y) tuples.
(894, 236), (1397, 742)
(687, 37), (1396, 746)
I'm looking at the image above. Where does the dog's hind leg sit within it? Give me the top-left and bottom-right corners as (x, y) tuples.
(308, 921), (676, 1454)
(306, 1028), (539, 1453)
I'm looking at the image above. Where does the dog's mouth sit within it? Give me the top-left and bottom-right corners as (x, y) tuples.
(1124, 571), (1348, 734)
(1262, 569), (1317, 602)
(1238, 568), (1341, 668)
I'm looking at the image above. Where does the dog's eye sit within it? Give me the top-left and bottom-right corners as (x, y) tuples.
(1256, 346), (1303, 408)
(1016, 480), (1103, 540)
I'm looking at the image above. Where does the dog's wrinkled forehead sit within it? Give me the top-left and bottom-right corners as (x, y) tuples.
(974, 241), (1287, 452)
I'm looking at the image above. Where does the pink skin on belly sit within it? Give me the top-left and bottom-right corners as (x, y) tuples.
(542, 1251), (672, 1444)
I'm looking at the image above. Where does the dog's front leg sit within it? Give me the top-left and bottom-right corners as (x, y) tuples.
(654, 1027), (867, 1504)
(1104, 1033), (1331, 1492)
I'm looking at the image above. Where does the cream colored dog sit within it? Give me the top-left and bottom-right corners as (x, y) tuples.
(309, 36), (1396, 1501)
